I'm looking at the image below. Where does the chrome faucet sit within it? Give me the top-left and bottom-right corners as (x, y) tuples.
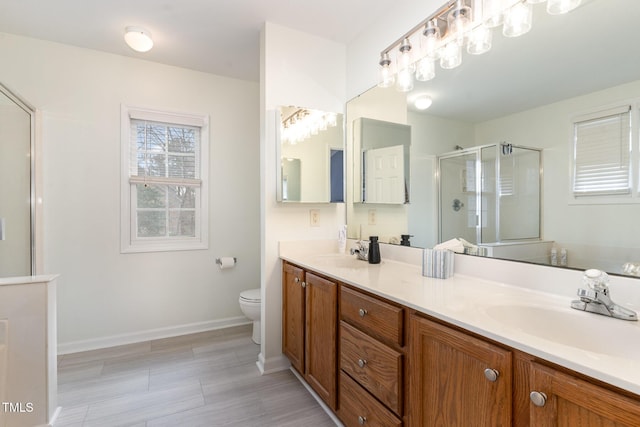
(570, 269), (638, 321)
(350, 240), (369, 261)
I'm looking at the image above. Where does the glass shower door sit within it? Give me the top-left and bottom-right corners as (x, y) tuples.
(439, 151), (479, 244)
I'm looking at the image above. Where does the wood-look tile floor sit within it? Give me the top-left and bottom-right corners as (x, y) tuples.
(54, 325), (337, 427)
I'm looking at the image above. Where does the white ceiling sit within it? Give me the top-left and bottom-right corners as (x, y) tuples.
(0, 0), (397, 82)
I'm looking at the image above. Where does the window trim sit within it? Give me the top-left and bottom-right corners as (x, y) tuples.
(120, 105), (209, 253)
(568, 102), (640, 205)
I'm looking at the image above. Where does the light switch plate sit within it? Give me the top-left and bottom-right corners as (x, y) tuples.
(368, 209), (377, 225)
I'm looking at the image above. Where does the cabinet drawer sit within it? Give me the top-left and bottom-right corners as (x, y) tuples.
(339, 371), (402, 427)
(340, 321), (402, 415)
(340, 286), (403, 347)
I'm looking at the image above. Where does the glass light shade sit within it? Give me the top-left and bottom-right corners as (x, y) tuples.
(547, 0), (581, 14)
(447, 4), (473, 45)
(414, 95), (433, 110)
(467, 25), (492, 55)
(398, 38), (416, 73)
(396, 68), (414, 92)
(377, 53), (395, 88)
(124, 27), (154, 52)
(483, 0), (505, 28)
(422, 20), (442, 60)
(503, 2), (533, 38)
(440, 43), (463, 70)
(416, 58), (436, 81)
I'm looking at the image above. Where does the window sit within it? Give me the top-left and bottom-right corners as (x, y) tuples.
(121, 106), (208, 252)
(571, 105), (632, 198)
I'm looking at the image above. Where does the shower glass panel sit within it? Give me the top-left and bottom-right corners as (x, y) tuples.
(0, 85), (34, 277)
(438, 144), (541, 245)
(439, 151), (479, 244)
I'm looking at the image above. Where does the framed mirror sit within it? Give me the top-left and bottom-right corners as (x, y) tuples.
(346, 0), (640, 277)
(276, 106), (344, 203)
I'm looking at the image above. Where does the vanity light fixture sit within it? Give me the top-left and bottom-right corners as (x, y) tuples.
(124, 26), (154, 52)
(376, 0), (582, 90)
(281, 108), (338, 145)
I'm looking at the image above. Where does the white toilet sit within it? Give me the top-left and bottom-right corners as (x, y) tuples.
(239, 288), (261, 344)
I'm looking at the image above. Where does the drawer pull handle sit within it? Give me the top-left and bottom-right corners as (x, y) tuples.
(294, 277), (300, 283)
(301, 281), (306, 288)
(530, 391), (547, 407)
(358, 416), (367, 425)
(484, 368), (499, 382)
(358, 308), (367, 318)
(357, 358), (367, 368)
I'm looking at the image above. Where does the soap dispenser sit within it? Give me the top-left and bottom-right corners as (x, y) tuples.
(368, 236), (381, 264)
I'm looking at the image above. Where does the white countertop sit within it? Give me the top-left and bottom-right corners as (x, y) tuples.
(279, 241), (640, 397)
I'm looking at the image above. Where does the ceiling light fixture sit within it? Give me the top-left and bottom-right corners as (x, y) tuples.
(376, 0), (582, 90)
(124, 26), (154, 53)
(414, 95), (434, 110)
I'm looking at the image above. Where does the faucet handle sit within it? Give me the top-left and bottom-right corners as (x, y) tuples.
(583, 269), (609, 293)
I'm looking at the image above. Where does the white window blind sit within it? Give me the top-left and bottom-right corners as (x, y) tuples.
(572, 106), (631, 197)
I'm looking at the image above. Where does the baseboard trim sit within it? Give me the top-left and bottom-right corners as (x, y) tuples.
(256, 352), (290, 375)
(57, 317), (250, 355)
(290, 367), (343, 426)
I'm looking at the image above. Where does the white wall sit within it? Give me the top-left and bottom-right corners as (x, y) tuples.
(0, 33), (260, 351)
(260, 22), (346, 373)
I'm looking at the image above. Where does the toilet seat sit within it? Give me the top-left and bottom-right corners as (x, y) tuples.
(239, 288), (261, 303)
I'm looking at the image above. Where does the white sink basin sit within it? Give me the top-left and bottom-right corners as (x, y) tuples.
(485, 304), (640, 358)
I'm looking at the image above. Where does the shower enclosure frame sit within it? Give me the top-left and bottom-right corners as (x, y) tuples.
(437, 143), (543, 246)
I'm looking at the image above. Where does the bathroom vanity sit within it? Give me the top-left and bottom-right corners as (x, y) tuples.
(280, 242), (640, 426)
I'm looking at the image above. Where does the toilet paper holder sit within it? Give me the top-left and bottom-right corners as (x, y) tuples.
(216, 257), (237, 266)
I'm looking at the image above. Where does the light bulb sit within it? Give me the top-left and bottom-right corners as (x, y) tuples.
(377, 53), (395, 88)
(396, 68), (414, 92)
(547, 0), (581, 14)
(416, 58), (436, 81)
(503, 1), (533, 38)
(440, 43), (462, 70)
(422, 19), (442, 60)
(398, 38), (415, 73)
(467, 25), (492, 55)
(483, 0), (505, 27)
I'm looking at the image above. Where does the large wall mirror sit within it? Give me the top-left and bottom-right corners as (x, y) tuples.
(0, 83), (35, 277)
(276, 106), (344, 203)
(346, 0), (640, 277)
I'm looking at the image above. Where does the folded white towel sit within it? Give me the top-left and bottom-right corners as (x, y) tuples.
(433, 238), (465, 253)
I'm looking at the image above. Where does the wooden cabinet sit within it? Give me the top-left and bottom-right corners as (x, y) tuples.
(528, 362), (640, 426)
(282, 262), (337, 409)
(338, 285), (405, 425)
(283, 260), (640, 427)
(409, 313), (512, 427)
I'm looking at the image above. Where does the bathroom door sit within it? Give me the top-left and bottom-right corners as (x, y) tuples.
(0, 86), (33, 277)
(439, 151), (479, 244)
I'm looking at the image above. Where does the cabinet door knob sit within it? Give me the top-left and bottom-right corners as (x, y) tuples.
(301, 281), (306, 288)
(484, 368), (499, 382)
(294, 277), (300, 283)
(358, 416), (367, 425)
(358, 358), (367, 368)
(358, 308), (367, 318)
(530, 391), (547, 407)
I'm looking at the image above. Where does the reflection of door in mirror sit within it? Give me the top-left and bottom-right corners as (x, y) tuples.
(0, 85), (32, 277)
(282, 158), (301, 202)
(364, 145), (405, 204)
(330, 149), (344, 203)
